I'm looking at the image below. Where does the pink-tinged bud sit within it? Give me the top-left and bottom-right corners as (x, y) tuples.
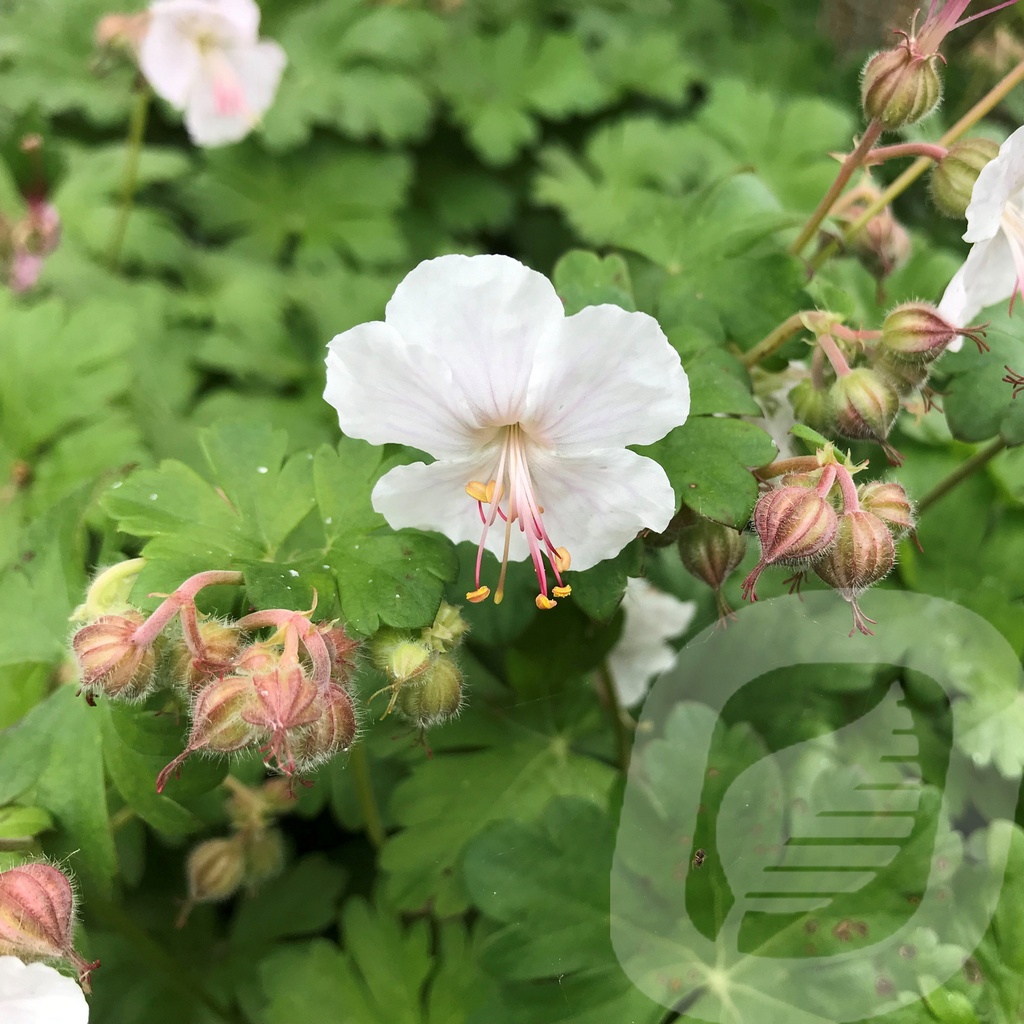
(880, 302), (988, 363)
(172, 618), (241, 695)
(72, 612), (157, 703)
(930, 137), (1000, 218)
(852, 206), (911, 279)
(397, 656), (464, 729)
(316, 622), (359, 686)
(831, 368), (902, 461)
(861, 45), (942, 129)
(242, 666), (320, 776)
(177, 837), (246, 927)
(789, 380), (836, 434)
(814, 510), (895, 635)
(0, 863), (98, 991)
(293, 683), (358, 771)
(156, 673), (259, 792)
(678, 518), (747, 619)
(741, 486), (839, 602)
(857, 481), (916, 539)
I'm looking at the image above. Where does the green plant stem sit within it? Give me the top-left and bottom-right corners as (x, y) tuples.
(789, 119), (883, 256)
(107, 85), (151, 270)
(349, 743), (385, 848)
(918, 437), (1007, 514)
(741, 312), (807, 368)
(809, 58), (1024, 273)
(597, 661), (631, 772)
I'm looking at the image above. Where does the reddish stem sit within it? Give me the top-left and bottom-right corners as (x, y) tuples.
(864, 142), (948, 166)
(132, 570), (244, 647)
(817, 333), (852, 377)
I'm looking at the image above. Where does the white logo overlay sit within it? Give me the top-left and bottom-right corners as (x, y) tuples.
(611, 591), (1023, 1023)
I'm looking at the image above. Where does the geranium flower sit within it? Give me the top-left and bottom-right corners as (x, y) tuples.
(607, 578), (696, 708)
(323, 254), (690, 610)
(139, 0), (286, 147)
(938, 124), (1024, 335)
(0, 958), (88, 1024)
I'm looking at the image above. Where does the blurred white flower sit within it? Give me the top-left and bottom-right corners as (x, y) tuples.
(324, 254), (690, 610)
(0, 958), (88, 1024)
(139, 0), (286, 147)
(938, 124), (1024, 341)
(607, 578), (696, 708)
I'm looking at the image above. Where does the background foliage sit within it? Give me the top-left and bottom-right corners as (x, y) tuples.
(2, 0), (1024, 1021)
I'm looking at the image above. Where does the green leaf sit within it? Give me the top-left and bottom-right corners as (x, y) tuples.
(0, 805), (53, 840)
(553, 249), (636, 315)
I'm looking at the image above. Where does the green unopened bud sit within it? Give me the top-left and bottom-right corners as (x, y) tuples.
(790, 380), (836, 433)
(178, 836), (246, 926)
(422, 601), (470, 652)
(873, 348), (932, 396)
(678, 517), (747, 620)
(857, 481), (915, 539)
(397, 656), (464, 728)
(72, 612), (158, 703)
(814, 510), (895, 635)
(831, 368), (901, 451)
(369, 628), (432, 683)
(930, 138), (999, 218)
(242, 828), (286, 890)
(861, 45), (942, 129)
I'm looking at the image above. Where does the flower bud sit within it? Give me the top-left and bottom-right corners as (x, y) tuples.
(880, 302), (987, 363)
(831, 368), (900, 447)
(678, 518), (746, 617)
(789, 380), (836, 434)
(857, 481), (915, 539)
(850, 206), (911, 279)
(72, 612), (158, 703)
(873, 349), (932, 396)
(317, 622), (359, 686)
(397, 656), (464, 729)
(0, 863), (98, 991)
(741, 486), (839, 601)
(930, 138), (999, 218)
(241, 828), (286, 890)
(171, 617), (241, 694)
(243, 666), (320, 776)
(369, 628), (432, 683)
(293, 682), (358, 771)
(177, 837), (246, 927)
(861, 46), (942, 129)
(422, 601), (470, 653)
(814, 510), (895, 635)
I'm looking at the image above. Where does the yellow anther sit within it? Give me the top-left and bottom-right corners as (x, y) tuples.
(535, 594), (558, 610)
(466, 586), (491, 603)
(553, 547), (571, 572)
(465, 480), (496, 503)
(552, 585), (572, 598)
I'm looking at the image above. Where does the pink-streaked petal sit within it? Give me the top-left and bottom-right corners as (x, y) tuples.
(0, 958), (89, 1024)
(384, 255), (563, 426)
(965, 126), (1024, 242)
(139, 12), (201, 108)
(608, 578), (696, 708)
(325, 321), (480, 459)
(528, 447), (678, 571)
(229, 40), (286, 120)
(525, 304), (690, 454)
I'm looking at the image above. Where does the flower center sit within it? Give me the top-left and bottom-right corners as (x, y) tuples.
(464, 423), (572, 611)
(1000, 200), (1024, 314)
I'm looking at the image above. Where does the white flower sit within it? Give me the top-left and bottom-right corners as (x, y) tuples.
(139, 0), (286, 147)
(607, 578), (696, 708)
(0, 958), (88, 1024)
(938, 124), (1024, 342)
(323, 254), (690, 610)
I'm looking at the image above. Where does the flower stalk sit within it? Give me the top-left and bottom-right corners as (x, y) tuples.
(107, 82), (150, 269)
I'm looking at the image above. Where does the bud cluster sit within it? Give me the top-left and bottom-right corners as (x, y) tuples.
(0, 862), (98, 992)
(743, 451), (914, 635)
(367, 600), (469, 734)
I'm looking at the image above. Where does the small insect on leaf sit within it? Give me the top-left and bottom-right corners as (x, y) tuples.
(692, 847), (706, 869)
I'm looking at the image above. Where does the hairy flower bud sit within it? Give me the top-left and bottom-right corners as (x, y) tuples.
(873, 349), (932, 396)
(678, 518), (746, 618)
(789, 380), (836, 434)
(369, 628), (431, 683)
(243, 666), (320, 776)
(814, 510), (895, 635)
(172, 617), (241, 694)
(831, 368), (901, 457)
(293, 682), (358, 771)
(851, 206), (912, 279)
(857, 481), (915, 539)
(861, 46), (942, 129)
(397, 656), (464, 729)
(315, 622), (359, 686)
(742, 486), (839, 601)
(0, 863), (98, 991)
(930, 137), (1000, 219)
(72, 612), (157, 703)
(177, 837), (246, 927)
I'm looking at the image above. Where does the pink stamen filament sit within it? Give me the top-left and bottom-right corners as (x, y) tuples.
(469, 424), (569, 607)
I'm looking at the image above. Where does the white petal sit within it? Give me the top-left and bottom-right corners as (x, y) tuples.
(324, 321), (479, 459)
(148, 0), (259, 41)
(528, 447), (678, 571)
(607, 578), (696, 708)
(139, 11), (201, 108)
(524, 304), (690, 454)
(937, 261), (971, 336)
(383, 255), (564, 426)
(182, 42), (286, 147)
(941, 233), (1018, 332)
(0, 958), (89, 1024)
(965, 126), (1024, 243)
(371, 456), (510, 555)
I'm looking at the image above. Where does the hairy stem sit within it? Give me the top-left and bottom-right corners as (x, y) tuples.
(918, 437), (1008, 514)
(107, 84), (151, 270)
